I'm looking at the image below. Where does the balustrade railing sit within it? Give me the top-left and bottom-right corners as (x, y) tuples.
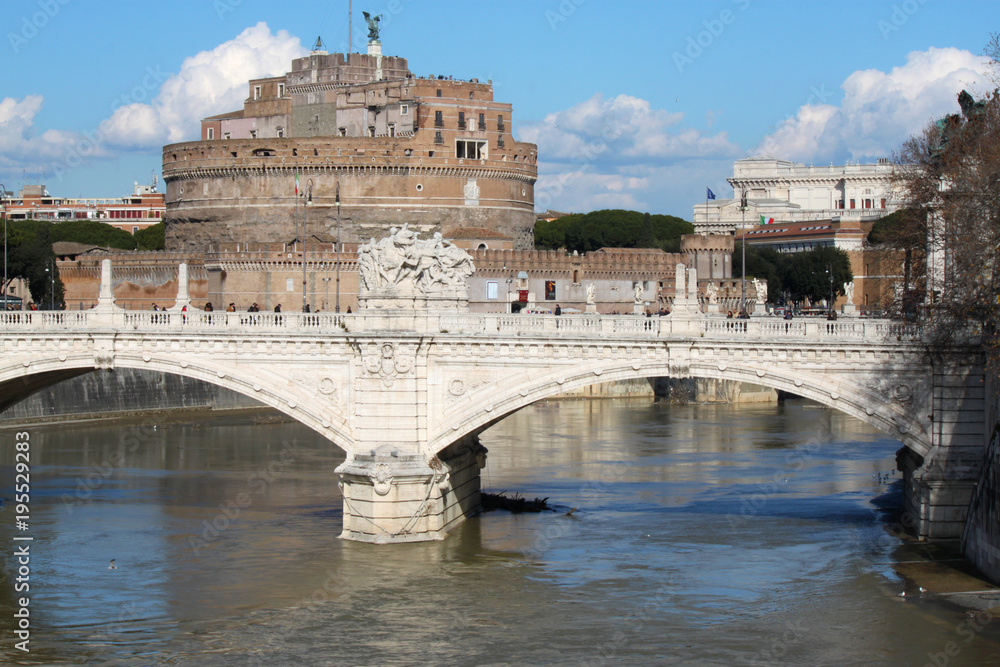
(0, 308), (921, 342)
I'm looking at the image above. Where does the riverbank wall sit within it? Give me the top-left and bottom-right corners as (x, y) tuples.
(962, 372), (1000, 584)
(0, 372), (777, 425)
(0, 368), (262, 425)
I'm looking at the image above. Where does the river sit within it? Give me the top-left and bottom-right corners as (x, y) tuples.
(1, 398), (999, 665)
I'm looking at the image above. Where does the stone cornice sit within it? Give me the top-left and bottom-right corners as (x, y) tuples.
(164, 163), (537, 184)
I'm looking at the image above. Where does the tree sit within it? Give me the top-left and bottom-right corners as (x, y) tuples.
(891, 79), (1000, 355)
(48, 220), (137, 250)
(136, 222), (165, 250)
(2, 220), (64, 307)
(779, 246), (852, 305)
(533, 209), (693, 252)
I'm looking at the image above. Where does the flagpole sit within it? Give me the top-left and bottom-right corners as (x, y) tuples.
(740, 186), (746, 316)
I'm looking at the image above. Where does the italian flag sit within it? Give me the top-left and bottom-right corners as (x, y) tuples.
(295, 171), (300, 196)
(759, 215), (774, 225)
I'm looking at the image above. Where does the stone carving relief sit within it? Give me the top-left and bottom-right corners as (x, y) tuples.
(753, 278), (767, 303)
(369, 462), (393, 495)
(446, 377), (493, 402)
(357, 225), (475, 295)
(362, 342), (415, 387)
(586, 283), (596, 305)
(93, 338), (115, 370)
(705, 282), (718, 305)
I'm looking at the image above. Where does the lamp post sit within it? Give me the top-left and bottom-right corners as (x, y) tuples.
(827, 262), (834, 313)
(335, 183), (341, 313)
(45, 258), (55, 311)
(302, 179), (313, 312)
(739, 186), (748, 315)
(1, 183), (7, 310)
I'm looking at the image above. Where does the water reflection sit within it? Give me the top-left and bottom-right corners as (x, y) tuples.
(0, 399), (997, 665)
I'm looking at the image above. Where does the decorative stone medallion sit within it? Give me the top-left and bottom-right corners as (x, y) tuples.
(369, 462), (394, 495)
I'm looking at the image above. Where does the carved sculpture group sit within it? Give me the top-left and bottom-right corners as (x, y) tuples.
(357, 225), (475, 294)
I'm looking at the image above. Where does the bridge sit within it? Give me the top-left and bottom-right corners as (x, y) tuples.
(0, 251), (986, 545)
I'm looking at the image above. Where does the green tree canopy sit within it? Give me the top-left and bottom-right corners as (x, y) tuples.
(734, 243), (852, 304)
(135, 222), (165, 251)
(48, 220), (137, 250)
(534, 209), (693, 253)
(2, 220), (64, 307)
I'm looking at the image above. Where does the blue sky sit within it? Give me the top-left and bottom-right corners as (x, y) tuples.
(1, 0), (996, 218)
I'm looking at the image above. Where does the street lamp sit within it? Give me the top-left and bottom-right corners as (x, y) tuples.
(1, 182), (7, 310)
(827, 262), (834, 313)
(45, 258), (55, 311)
(739, 186), (748, 315)
(302, 179), (313, 312)
(335, 183), (341, 313)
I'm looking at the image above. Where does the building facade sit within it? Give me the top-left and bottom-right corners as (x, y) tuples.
(1, 182), (165, 234)
(694, 156), (901, 234)
(164, 42), (537, 253)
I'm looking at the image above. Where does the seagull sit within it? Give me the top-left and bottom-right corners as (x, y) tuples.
(897, 590), (906, 598)
(919, 587), (928, 594)
(108, 559), (117, 570)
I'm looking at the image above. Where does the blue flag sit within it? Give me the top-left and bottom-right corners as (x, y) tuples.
(706, 187), (716, 200)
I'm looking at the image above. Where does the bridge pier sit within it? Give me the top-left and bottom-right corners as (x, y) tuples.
(901, 354), (987, 539)
(336, 437), (487, 543)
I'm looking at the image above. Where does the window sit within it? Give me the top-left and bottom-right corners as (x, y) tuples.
(458, 111), (465, 128)
(487, 281), (498, 300)
(434, 111), (443, 128)
(207, 128), (214, 140)
(132, 226), (138, 234)
(849, 199), (855, 209)
(249, 130), (257, 139)
(469, 91), (474, 100)
(880, 198), (886, 209)
(478, 113), (486, 130)
(277, 83), (284, 97)
(434, 131), (444, 144)
(338, 128), (347, 136)
(400, 104), (408, 115)
(436, 89), (442, 97)
(498, 115), (505, 132)
(276, 127), (284, 138)
(456, 139), (487, 159)
(224, 132), (231, 140)
(254, 85), (261, 100)
(545, 280), (556, 301)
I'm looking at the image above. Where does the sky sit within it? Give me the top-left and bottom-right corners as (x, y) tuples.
(1, 0), (996, 219)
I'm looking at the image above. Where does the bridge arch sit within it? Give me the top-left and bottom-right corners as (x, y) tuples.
(0, 355), (355, 453)
(429, 360), (930, 459)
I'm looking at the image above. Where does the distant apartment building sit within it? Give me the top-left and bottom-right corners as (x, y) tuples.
(694, 156), (901, 235)
(0, 182), (165, 234)
(163, 40), (537, 252)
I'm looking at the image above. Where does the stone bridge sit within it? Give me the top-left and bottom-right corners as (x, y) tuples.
(0, 259), (986, 544)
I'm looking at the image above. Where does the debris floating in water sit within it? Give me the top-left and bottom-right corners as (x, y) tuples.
(481, 491), (553, 513)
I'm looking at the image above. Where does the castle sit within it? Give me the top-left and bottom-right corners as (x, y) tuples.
(162, 39), (537, 252)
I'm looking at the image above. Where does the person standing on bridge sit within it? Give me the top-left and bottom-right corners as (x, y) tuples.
(555, 304), (561, 316)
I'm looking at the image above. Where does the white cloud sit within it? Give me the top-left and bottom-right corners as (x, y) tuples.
(521, 93), (739, 216)
(519, 93), (739, 163)
(757, 47), (991, 162)
(101, 22), (308, 148)
(0, 95), (96, 172)
(0, 22), (308, 185)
